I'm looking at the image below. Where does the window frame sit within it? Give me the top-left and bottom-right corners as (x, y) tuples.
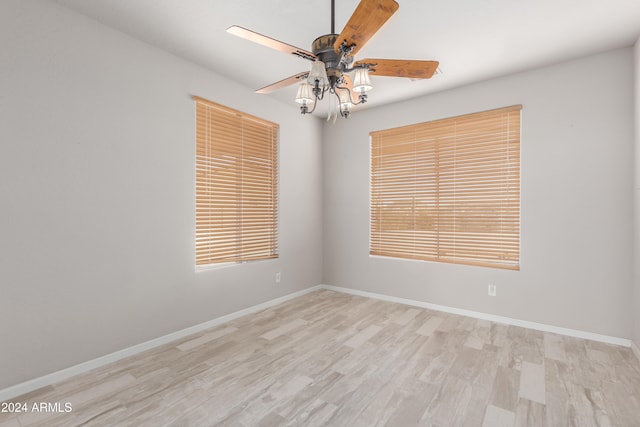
(369, 105), (522, 270)
(194, 96), (279, 268)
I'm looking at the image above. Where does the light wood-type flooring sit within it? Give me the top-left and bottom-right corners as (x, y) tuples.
(2, 290), (640, 426)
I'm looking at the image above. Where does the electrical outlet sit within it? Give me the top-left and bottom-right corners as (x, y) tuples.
(488, 283), (496, 296)
(275, 272), (281, 283)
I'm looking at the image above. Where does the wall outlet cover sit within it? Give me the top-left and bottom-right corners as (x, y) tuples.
(488, 284), (496, 296)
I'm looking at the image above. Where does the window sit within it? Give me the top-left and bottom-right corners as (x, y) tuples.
(194, 96), (278, 266)
(370, 105), (521, 270)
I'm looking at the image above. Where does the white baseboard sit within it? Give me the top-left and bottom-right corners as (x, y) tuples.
(632, 341), (640, 363)
(0, 285), (322, 402)
(319, 285), (632, 348)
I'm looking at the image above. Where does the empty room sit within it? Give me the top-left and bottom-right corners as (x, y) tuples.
(1, 0), (640, 426)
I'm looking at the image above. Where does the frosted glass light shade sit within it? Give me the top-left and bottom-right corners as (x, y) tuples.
(338, 89), (352, 107)
(353, 67), (372, 93)
(295, 83), (314, 105)
(307, 61), (328, 88)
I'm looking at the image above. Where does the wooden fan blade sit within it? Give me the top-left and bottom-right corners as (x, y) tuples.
(227, 26), (316, 61)
(355, 59), (439, 79)
(334, 0), (399, 57)
(256, 72), (310, 94)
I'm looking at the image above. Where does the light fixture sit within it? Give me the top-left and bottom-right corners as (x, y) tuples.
(308, 61), (329, 89)
(352, 67), (373, 93)
(337, 89), (352, 118)
(296, 46), (373, 119)
(295, 82), (315, 114)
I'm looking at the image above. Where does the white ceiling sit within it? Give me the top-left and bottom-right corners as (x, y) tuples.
(51, 0), (640, 117)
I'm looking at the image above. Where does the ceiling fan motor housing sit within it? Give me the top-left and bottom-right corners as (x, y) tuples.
(312, 34), (344, 79)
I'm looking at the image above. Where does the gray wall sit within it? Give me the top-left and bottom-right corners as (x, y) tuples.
(634, 38), (640, 349)
(323, 48), (635, 339)
(0, 0), (323, 389)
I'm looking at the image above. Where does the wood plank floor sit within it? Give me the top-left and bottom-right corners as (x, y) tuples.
(2, 290), (640, 426)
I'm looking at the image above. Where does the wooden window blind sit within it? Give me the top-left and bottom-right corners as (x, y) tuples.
(370, 105), (521, 270)
(195, 96), (279, 266)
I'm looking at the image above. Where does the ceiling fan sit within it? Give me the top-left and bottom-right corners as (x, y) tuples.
(226, 0), (439, 119)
